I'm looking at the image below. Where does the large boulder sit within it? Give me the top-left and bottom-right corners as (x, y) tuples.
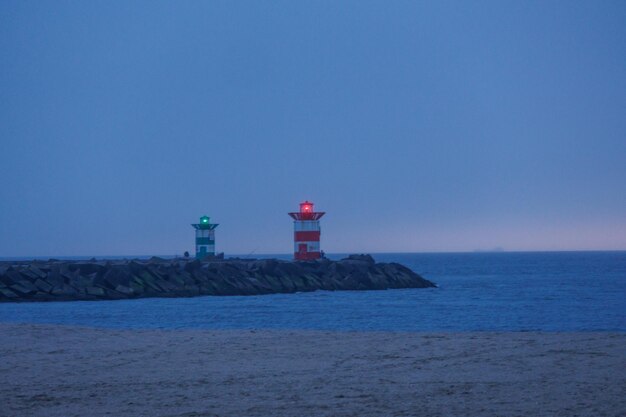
(341, 254), (375, 264)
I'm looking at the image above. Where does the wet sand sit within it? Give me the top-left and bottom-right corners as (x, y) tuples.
(0, 323), (624, 417)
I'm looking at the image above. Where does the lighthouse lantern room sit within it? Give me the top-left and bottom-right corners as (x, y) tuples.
(191, 215), (219, 259)
(288, 201), (325, 260)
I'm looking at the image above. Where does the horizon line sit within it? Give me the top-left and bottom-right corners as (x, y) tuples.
(1, 248), (626, 261)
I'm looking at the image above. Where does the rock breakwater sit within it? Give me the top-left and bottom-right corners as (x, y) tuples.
(0, 254), (435, 302)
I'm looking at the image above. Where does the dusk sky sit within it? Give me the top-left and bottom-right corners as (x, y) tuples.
(1, 1), (625, 257)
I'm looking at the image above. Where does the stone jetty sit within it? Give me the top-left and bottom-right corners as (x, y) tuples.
(0, 254), (436, 302)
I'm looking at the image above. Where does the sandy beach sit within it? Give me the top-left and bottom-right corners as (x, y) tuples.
(0, 324), (624, 417)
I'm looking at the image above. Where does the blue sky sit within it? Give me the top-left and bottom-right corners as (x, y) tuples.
(1, 0), (625, 256)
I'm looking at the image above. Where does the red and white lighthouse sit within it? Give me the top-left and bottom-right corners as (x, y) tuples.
(288, 201), (326, 261)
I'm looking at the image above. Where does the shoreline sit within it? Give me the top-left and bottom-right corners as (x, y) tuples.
(1, 323), (624, 417)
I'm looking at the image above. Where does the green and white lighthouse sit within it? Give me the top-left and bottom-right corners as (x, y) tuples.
(191, 215), (219, 259)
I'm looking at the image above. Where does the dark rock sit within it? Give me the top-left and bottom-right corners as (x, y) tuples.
(0, 288), (18, 299)
(103, 267), (131, 289)
(86, 286), (105, 297)
(77, 263), (103, 275)
(0, 255), (435, 302)
(157, 278), (178, 292)
(11, 282), (37, 296)
(46, 267), (64, 287)
(28, 265), (48, 278)
(129, 281), (145, 294)
(60, 266), (77, 283)
(115, 285), (134, 296)
(34, 279), (53, 293)
(0, 270), (21, 286)
(341, 254), (375, 264)
(32, 293), (54, 301)
(19, 268), (41, 280)
(51, 284), (78, 297)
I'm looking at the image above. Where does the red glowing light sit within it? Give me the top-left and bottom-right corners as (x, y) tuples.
(300, 201), (313, 213)
(289, 200), (325, 222)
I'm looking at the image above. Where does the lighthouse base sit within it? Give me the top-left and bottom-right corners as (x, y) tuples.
(294, 251), (322, 261)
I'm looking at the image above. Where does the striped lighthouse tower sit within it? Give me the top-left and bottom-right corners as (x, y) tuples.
(288, 201), (326, 261)
(191, 215), (219, 259)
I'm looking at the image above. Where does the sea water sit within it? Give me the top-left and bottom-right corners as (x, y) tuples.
(0, 251), (624, 331)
